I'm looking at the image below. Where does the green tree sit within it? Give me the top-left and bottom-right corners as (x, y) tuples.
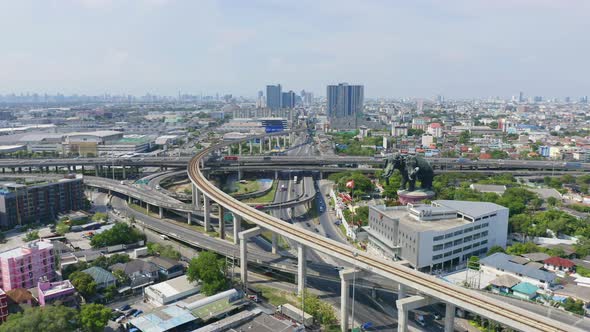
(187, 251), (228, 296)
(563, 297), (585, 315)
(459, 131), (471, 144)
(297, 290), (337, 325)
(79, 304), (111, 332)
(103, 285), (117, 302)
(90, 222), (144, 248)
(547, 196), (558, 207)
(487, 245), (506, 256)
(468, 256), (480, 270)
(69, 271), (97, 298)
(112, 269), (130, 286)
(574, 237), (590, 258)
(24, 230), (39, 242)
(55, 221), (70, 235)
(0, 305), (79, 332)
(147, 242), (181, 260)
(92, 212), (108, 222)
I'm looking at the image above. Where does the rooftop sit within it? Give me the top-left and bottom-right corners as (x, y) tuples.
(435, 200), (507, 219)
(81, 266), (116, 285)
(130, 304), (196, 332)
(480, 253), (556, 283)
(512, 282), (539, 295)
(372, 205), (468, 232)
(0, 240), (53, 260)
(146, 275), (198, 298)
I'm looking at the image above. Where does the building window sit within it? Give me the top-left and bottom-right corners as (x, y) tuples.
(464, 227), (473, 233)
(453, 248), (462, 254)
(481, 231), (488, 237)
(433, 235), (444, 241)
(444, 233), (453, 239)
(453, 230), (463, 236)
(453, 239), (463, 246)
(474, 224), (482, 230)
(444, 251), (452, 257)
(433, 244), (443, 251)
(464, 235), (473, 242)
(444, 241), (453, 249)
(433, 254), (443, 260)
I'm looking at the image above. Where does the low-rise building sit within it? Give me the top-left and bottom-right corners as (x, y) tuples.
(0, 240), (55, 291)
(110, 260), (159, 289)
(144, 275), (200, 307)
(511, 282), (539, 300)
(366, 200), (509, 271)
(480, 253), (556, 289)
(81, 266), (116, 290)
(36, 279), (76, 306)
(147, 256), (184, 280)
(543, 257), (575, 273)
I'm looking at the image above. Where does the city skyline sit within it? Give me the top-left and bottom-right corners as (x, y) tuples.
(0, 0), (589, 98)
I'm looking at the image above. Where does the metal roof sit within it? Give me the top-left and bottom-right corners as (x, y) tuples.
(435, 200), (507, 218)
(130, 305), (196, 332)
(480, 253), (556, 283)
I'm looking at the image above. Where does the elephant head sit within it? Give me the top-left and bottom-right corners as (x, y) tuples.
(406, 156), (420, 181)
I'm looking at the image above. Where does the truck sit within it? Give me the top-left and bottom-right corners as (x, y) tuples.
(278, 303), (314, 326)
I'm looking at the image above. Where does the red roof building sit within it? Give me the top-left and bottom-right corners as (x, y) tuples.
(543, 257), (575, 273)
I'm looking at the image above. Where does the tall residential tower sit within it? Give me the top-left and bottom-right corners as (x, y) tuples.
(326, 83), (364, 129)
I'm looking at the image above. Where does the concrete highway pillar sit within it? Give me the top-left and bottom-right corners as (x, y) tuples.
(249, 140), (253, 154)
(238, 142), (242, 156)
(122, 166), (126, 178)
(18, 167), (22, 173)
(28, 167), (32, 173)
(260, 138), (264, 153)
(81, 165), (85, 173)
(187, 212), (192, 225)
(1, 168), (4, 174)
(398, 284), (407, 300)
(128, 196), (131, 204)
(203, 196), (211, 231)
(340, 275), (350, 332)
(95, 165), (99, 176)
(271, 233), (278, 254)
(274, 170), (278, 180)
(219, 205), (225, 239)
(192, 184), (202, 210)
(238, 227), (262, 289)
(146, 203), (150, 214)
(237, 169), (243, 181)
(268, 136), (272, 150)
(396, 295), (435, 332)
(297, 244), (307, 296)
(444, 303), (456, 332)
(233, 214), (241, 244)
(159, 206), (163, 219)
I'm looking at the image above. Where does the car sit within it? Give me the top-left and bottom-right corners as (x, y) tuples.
(115, 315), (125, 323)
(255, 205), (264, 210)
(126, 309), (138, 317)
(133, 310), (143, 317)
(110, 313), (123, 322)
(116, 304), (131, 312)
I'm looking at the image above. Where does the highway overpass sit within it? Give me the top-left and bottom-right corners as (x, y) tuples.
(188, 130), (581, 332)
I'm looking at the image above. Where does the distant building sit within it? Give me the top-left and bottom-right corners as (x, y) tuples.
(392, 125), (408, 137)
(327, 83), (364, 129)
(266, 84), (282, 111)
(0, 240), (55, 291)
(81, 266), (116, 290)
(144, 275), (200, 307)
(427, 123), (443, 138)
(281, 91), (296, 109)
(0, 175), (84, 229)
(366, 200), (509, 272)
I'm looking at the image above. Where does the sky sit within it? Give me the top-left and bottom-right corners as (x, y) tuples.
(0, 0), (589, 98)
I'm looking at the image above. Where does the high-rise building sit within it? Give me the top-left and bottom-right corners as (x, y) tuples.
(326, 83), (364, 129)
(266, 84), (282, 111)
(281, 91), (296, 109)
(0, 240), (55, 291)
(0, 175), (85, 228)
(301, 90), (313, 106)
(518, 91), (524, 103)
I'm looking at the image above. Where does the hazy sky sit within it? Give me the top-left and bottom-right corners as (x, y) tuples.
(0, 0), (589, 98)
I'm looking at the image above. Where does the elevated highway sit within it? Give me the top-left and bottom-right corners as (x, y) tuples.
(188, 130), (580, 332)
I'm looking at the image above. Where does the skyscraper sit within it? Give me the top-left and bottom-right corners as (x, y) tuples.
(326, 83), (364, 129)
(281, 91), (296, 109)
(266, 84), (282, 110)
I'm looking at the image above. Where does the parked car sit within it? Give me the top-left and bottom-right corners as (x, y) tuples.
(116, 304), (131, 312)
(126, 309), (138, 317)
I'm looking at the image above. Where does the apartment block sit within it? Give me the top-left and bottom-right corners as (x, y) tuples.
(366, 200), (509, 272)
(0, 174), (84, 229)
(0, 240), (55, 291)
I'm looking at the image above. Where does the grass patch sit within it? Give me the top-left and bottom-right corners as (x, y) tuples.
(233, 180), (260, 195)
(244, 181), (278, 204)
(260, 230), (290, 250)
(253, 285), (298, 307)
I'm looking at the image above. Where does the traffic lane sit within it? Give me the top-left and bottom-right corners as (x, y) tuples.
(319, 180), (348, 244)
(111, 197), (278, 262)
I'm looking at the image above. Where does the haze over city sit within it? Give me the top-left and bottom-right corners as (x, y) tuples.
(1, 0), (589, 97)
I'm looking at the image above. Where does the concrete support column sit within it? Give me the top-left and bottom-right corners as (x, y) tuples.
(396, 295), (434, 332)
(203, 196), (211, 231)
(237, 169), (243, 181)
(159, 206), (163, 219)
(274, 170), (278, 180)
(128, 196), (131, 204)
(122, 166), (126, 178)
(444, 303), (456, 332)
(192, 184), (202, 210)
(271, 233), (278, 254)
(297, 244), (307, 295)
(232, 214), (241, 244)
(238, 142), (242, 156)
(340, 277), (350, 332)
(260, 138), (264, 153)
(249, 140), (253, 154)
(238, 227), (262, 289)
(398, 284), (407, 300)
(95, 165), (99, 176)
(268, 136), (272, 150)
(81, 165), (85, 173)
(146, 203), (150, 214)
(187, 212), (192, 225)
(219, 205), (225, 239)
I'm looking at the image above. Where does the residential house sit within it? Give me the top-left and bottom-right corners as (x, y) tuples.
(81, 266), (116, 289)
(511, 282), (539, 300)
(489, 274), (520, 294)
(480, 253), (556, 289)
(147, 256), (184, 280)
(110, 260), (159, 290)
(543, 257), (575, 274)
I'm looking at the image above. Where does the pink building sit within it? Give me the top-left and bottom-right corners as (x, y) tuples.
(37, 279), (75, 306)
(0, 289), (7, 323)
(0, 240), (55, 291)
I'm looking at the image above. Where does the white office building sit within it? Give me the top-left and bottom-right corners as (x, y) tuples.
(366, 200), (509, 272)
